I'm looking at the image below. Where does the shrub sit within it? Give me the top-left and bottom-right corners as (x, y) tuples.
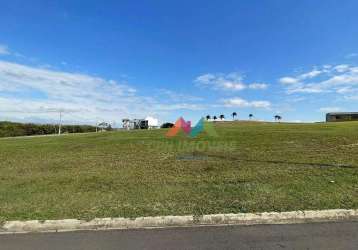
(161, 122), (174, 128)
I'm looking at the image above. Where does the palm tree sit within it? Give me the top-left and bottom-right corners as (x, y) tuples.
(249, 114), (253, 119)
(213, 115), (217, 121)
(206, 115), (211, 121)
(274, 115), (282, 122)
(232, 112), (237, 120)
(219, 114), (225, 120)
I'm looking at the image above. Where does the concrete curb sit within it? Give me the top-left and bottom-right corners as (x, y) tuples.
(1, 209), (357, 234)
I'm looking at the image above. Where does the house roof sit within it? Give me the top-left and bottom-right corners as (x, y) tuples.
(327, 112), (358, 115)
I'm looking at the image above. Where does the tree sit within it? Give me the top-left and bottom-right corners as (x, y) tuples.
(219, 114), (225, 120)
(232, 112), (237, 120)
(249, 114), (253, 119)
(274, 115), (282, 122)
(206, 115), (211, 121)
(213, 115), (217, 121)
(161, 122), (174, 128)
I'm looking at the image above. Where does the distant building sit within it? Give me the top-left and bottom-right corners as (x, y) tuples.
(145, 116), (159, 129)
(97, 122), (110, 132)
(122, 119), (149, 130)
(326, 112), (358, 122)
(122, 119), (132, 130)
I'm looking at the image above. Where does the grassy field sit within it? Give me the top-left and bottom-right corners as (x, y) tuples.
(0, 121), (357, 222)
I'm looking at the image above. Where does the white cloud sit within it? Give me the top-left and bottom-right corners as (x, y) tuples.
(334, 64), (350, 73)
(195, 72), (246, 91)
(195, 72), (269, 91)
(222, 97), (271, 109)
(248, 83), (268, 89)
(281, 64), (358, 96)
(221, 81), (246, 90)
(299, 69), (322, 79)
(0, 60), (202, 124)
(0, 44), (10, 55)
(320, 73), (358, 87)
(156, 89), (203, 102)
(319, 107), (341, 113)
(154, 103), (205, 111)
(279, 77), (299, 84)
(287, 85), (325, 94)
(336, 87), (356, 94)
(279, 69), (321, 85)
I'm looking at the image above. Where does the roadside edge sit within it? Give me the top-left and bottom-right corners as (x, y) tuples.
(1, 209), (357, 234)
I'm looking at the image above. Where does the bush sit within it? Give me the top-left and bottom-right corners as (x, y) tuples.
(161, 122), (174, 128)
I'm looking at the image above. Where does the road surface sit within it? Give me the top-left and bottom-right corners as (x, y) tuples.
(0, 221), (357, 250)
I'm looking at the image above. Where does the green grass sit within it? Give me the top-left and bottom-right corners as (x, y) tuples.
(0, 121), (357, 221)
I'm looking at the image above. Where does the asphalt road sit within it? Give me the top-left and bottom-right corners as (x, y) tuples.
(0, 221), (357, 250)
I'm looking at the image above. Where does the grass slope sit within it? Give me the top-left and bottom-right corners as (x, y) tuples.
(0, 121), (357, 221)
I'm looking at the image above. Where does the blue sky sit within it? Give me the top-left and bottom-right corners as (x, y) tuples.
(1, 0), (358, 125)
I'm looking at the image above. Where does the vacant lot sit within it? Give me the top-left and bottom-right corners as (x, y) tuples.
(0, 121), (357, 221)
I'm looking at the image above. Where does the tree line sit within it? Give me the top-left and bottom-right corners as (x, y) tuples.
(205, 112), (254, 121)
(0, 121), (96, 138)
(206, 113), (282, 121)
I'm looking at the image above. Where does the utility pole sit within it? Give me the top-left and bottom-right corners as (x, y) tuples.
(58, 110), (62, 135)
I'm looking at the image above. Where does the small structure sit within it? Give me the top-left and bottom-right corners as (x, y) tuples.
(122, 119), (149, 130)
(326, 112), (358, 122)
(122, 119), (132, 130)
(145, 116), (159, 129)
(97, 122), (109, 132)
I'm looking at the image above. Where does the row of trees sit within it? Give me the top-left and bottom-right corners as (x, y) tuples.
(205, 113), (283, 121)
(205, 112), (255, 121)
(0, 121), (97, 138)
(205, 114), (225, 121)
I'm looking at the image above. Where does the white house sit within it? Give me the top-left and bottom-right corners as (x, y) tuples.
(122, 116), (159, 130)
(145, 116), (159, 129)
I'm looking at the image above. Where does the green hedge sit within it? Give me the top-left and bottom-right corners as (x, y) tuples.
(0, 121), (96, 138)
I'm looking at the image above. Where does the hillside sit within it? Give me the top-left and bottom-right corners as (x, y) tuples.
(0, 121), (357, 221)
